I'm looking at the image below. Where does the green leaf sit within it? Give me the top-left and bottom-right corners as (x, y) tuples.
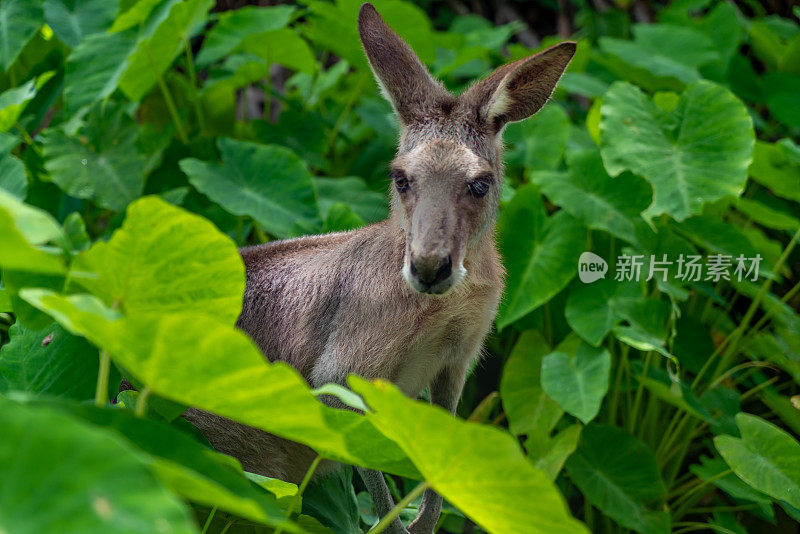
(63, 29), (138, 114)
(195, 5), (295, 66)
(600, 81), (754, 221)
(735, 197), (799, 231)
(500, 330), (562, 436)
(541, 344), (611, 424)
(565, 278), (644, 347)
(0, 0), (43, 70)
(599, 24), (719, 86)
(236, 28), (317, 75)
(748, 139), (800, 203)
(52, 401), (301, 531)
(0, 133), (25, 199)
(72, 196), (245, 323)
(715, 413), (800, 509)
(0, 321), (102, 401)
(526, 424), (582, 481)
(690, 455), (774, 518)
(504, 103), (570, 173)
(532, 149), (652, 244)
(20, 290), (418, 478)
(612, 297), (673, 357)
(350, 377), (589, 534)
(0, 78), (36, 132)
(118, 0), (213, 102)
(42, 104), (153, 211)
(302, 0), (439, 70)
(180, 138), (321, 238)
(566, 424), (668, 534)
(315, 176), (387, 224)
(0, 189), (66, 274)
(302, 466), (360, 534)
(0, 396), (195, 533)
(44, 0), (120, 48)
(497, 185), (587, 330)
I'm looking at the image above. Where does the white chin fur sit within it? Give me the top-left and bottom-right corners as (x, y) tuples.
(402, 260), (467, 295)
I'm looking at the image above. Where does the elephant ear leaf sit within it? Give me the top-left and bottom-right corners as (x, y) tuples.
(600, 81), (754, 221)
(715, 413), (800, 509)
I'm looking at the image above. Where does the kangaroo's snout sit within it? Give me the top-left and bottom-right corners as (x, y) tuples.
(410, 254), (452, 289)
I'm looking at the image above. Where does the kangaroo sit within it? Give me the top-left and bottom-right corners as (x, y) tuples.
(184, 4), (574, 533)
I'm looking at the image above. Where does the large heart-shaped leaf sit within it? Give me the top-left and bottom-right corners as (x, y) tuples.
(566, 424), (668, 534)
(180, 138), (321, 238)
(0, 189), (66, 274)
(497, 185), (587, 330)
(50, 401), (301, 531)
(118, 0), (213, 102)
(715, 413), (800, 509)
(599, 24), (719, 87)
(315, 176), (387, 224)
(0, 133), (24, 199)
(504, 103), (570, 173)
(0, 0), (43, 70)
(43, 0), (119, 48)
(42, 104), (155, 211)
(565, 278), (644, 347)
(72, 196), (245, 323)
(20, 290), (417, 478)
(541, 343), (611, 424)
(195, 5), (295, 66)
(351, 377), (589, 534)
(500, 330), (562, 437)
(748, 139), (800, 203)
(600, 81), (754, 221)
(0, 321), (101, 401)
(532, 150), (652, 244)
(0, 397), (195, 533)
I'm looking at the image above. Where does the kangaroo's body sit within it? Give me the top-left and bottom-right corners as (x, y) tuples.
(187, 4), (574, 532)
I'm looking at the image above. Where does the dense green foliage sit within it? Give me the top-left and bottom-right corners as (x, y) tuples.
(0, 0), (799, 532)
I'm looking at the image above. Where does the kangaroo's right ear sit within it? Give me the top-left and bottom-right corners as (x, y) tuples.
(459, 42), (576, 133)
(358, 3), (450, 125)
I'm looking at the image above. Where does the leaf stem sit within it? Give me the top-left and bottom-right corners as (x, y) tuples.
(135, 386), (151, 417)
(628, 351), (652, 433)
(95, 350), (111, 406)
(368, 481), (428, 534)
(145, 43), (189, 144)
(200, 507), (217, 534)
(183, 36), (206, 135)
(274, 454), (323, 534)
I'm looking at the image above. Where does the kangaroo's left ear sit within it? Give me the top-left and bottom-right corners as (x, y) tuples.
(459, 42), (576, 132)
(358, 3), (451, 125)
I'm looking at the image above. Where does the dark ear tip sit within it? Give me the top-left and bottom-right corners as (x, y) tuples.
(555, 40), (577, 57)
(358, 3), (379, 25)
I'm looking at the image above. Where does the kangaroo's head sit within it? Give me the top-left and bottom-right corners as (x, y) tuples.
(358, 3), (574, 295)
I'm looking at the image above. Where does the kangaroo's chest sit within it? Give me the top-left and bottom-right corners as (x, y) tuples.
(309, 281), (500, 397)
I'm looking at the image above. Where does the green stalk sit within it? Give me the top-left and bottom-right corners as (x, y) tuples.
(145, 43), (189, 144)
(368, 481), (428, 534)
(671, 468), (731, 515)
(274, 455), (323, 534)
(183, 36), (206, 135)
(628, 351), (652, 433)
(608, 343), (625, 426)
(135, 386), (151, 417)
(200, 507), (217, 534)
(95, 350), (111, 406)
(695, 226), (800, 388)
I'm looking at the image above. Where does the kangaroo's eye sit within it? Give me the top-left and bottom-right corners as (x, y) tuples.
(391, 169), (409, 193)
(468, 175), (492, 197)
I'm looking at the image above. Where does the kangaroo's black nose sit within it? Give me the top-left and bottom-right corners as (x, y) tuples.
(410, 255), (452, 288)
